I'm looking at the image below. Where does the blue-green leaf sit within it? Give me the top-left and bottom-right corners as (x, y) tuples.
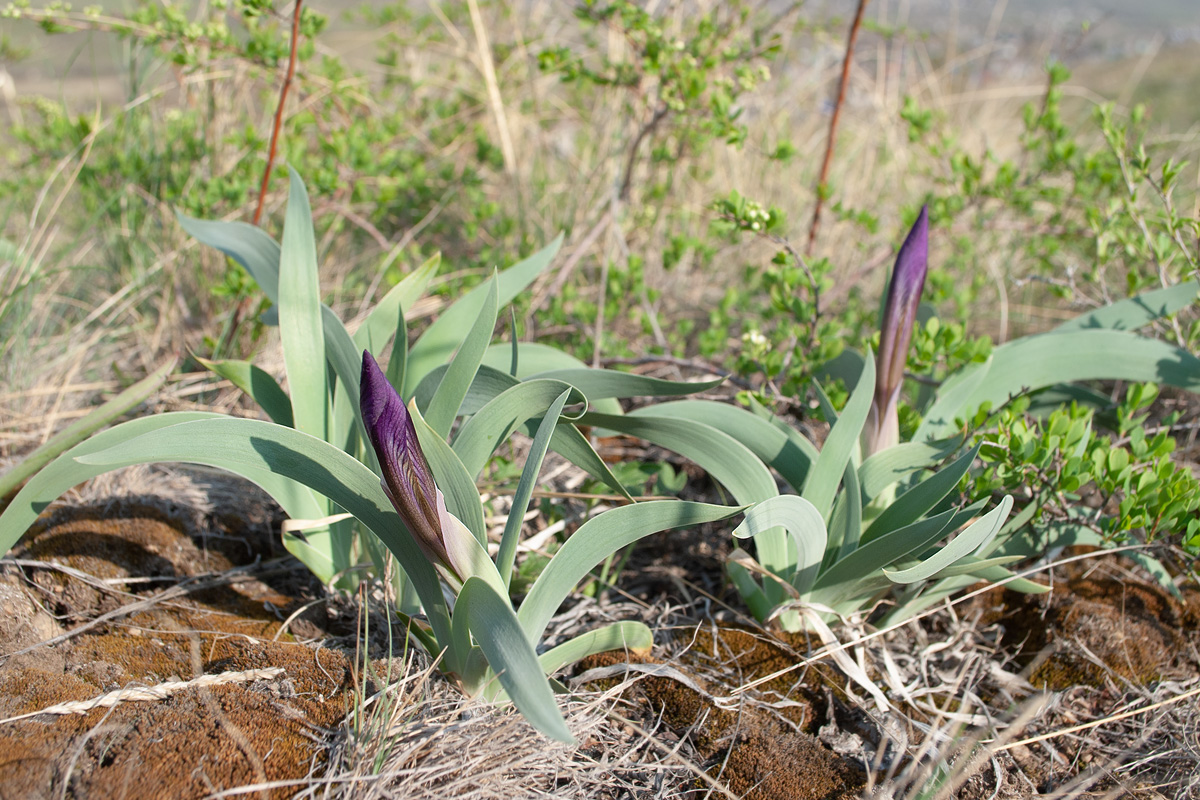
(629, 400), (816, 494)
(882, 495), (1012, 583)
(456, 577), (574, 743)
(538, 621), (653, 676)
(858, 438), (959, 501)
(862, 442), (982, 544)
(198, 357), (293, 428)
(278, 169), (327, 439)
(519, 501), (741, 642)
(425, 275), (499, 438)
(0, 357), (178, 499)
(921, 331), (1200, 439)
(811, 504), (973, 607)
(409, 404), (487, 546)
(1054, 279), (1200, 333)
(453, 379), (581, 478)
(480, 341), (589, 376)
(177, 214), (281, 304)
(914, 356), (993, 440)
(498, 390), (572, 588)
(404, 235), (563, 396)
(354, 253), (440, 355)
(414, 364), (518, 415)
(529, 369), (722, 401)
(805, 355), (875, 520)
(734, 496), (827, 596)
(828, 458), (863, 561)
(577, 412), (784, 592)
(0, 412), (219, 554)
(577, 413), (776, 506)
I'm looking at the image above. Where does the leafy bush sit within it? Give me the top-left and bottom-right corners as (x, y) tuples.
(971, 384), (1200, 566)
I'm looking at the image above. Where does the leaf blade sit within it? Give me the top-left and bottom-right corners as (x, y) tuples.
(198, 357), (293, 427)
(921, 331), (1200, 439)
(278, 169), (328, 439)
(519, 500), (741, 643)
(354, 253), (440, 354)
(497, 389), (572, 588)
(425, 276), (499, 438)
(882, 495), (1013, 583)
(734, 496), (827, 596)
(404, 235), (563, 396)
(458, 577), (574, 743)
(538, 621), (653, 676)
(804, 356), (875, 520)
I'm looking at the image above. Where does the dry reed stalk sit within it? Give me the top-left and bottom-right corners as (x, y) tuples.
(807, 0), (870, 255)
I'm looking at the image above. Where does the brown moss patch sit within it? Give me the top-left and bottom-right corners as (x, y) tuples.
(688, 626), (835, 732)
(976, 572), (1198, 690)
(721, 730), (860, 800)
(0, 502), (352, 799)
(577, 626), (863, 800)
(20, 504), (235, 620)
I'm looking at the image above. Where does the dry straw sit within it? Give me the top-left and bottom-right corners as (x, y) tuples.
(0, 668), (285, 724)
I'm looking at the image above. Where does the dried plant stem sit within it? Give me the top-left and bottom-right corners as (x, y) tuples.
(806, 0), (869, 255)
(993, 683), (1200, 753)
(0, 668), (285, 724)
(467, 0), (517, 175)
(223, 0), (303, 356)
(253, 0), (304, 226)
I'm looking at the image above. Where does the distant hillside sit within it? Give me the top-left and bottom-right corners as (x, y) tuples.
(901, 0), (1199, 35)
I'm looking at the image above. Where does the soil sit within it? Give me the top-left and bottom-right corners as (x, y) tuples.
(575, 534), (1200, 799)
(1, 494), (1198, 799)
(575, 628), (865, 800)
(0, 502), (356, 800)
(984, 570), (1200, 690)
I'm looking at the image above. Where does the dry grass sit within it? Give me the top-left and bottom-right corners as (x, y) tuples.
(5, 0), (1197, 422)
(3, 3), (1200, 799)
(3, 457), (1199, 799)
(311, 667), (708, 799)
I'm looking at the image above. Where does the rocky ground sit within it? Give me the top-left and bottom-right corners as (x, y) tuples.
(0, 466), (1197, 799)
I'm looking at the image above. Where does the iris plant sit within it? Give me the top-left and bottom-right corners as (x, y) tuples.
(9, 172), (1195, 740)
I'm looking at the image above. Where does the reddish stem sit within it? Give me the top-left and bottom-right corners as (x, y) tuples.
(222, 0), (303, 358)
(806, 0), (869, 255)
(252, 0), (304, 226)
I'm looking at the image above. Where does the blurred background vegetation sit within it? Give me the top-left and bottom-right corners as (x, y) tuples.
(1, 0), (1197, 468)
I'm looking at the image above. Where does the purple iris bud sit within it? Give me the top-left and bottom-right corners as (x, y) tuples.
(865, 205), (928, 455)
(360, 350), (462, 580)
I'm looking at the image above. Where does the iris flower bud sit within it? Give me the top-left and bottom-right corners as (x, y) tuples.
(360, 350), (467, 581)
(865, 205), (929, 455)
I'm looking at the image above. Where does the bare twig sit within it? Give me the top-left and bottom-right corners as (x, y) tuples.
(220, 0), (304, 357)
(807, 0), (869, 255)
(253, 0), (304, 226)
(537, 98), (671, 310)
(619, 103), (670, 203)
(993, 683), (1200, 753)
